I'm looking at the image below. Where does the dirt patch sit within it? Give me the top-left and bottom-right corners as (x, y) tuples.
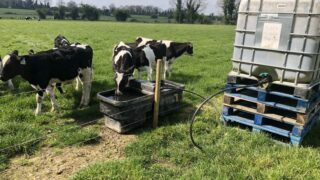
(1, 127), (136, 180)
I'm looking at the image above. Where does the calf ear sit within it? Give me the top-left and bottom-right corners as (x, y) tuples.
(28, 49), (35, 55)
(11, 50), (19, 56)
(20, 58), (26, 65)
(136, 37), (142, 43)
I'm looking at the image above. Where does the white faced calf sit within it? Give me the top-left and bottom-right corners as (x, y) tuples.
(112, 41), (167, 95)
(112, 42), (135, 95)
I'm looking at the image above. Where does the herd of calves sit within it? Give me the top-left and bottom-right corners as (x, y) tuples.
(0, 35), (193, 115)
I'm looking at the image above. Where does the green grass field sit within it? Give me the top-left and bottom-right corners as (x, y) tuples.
(0, 19), (320, 179)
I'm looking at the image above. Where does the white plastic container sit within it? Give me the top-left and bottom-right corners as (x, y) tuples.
(231, 0), (320, 89)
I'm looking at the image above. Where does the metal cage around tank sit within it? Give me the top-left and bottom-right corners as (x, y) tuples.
(231, 0), (320, 89)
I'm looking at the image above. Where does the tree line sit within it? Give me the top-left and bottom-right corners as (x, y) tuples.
(0, 0), (50, 9)
(0, 0), (239, 24)
(36, 2), (100, 21)
(172, 0), (238, 24)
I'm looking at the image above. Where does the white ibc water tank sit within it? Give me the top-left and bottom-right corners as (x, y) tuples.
(231, 0), (320, 88)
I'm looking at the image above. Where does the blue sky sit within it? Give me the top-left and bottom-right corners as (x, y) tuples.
(52, 0), (221, 15)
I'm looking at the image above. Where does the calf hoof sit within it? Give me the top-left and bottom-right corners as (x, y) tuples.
(78, 104), (89, 109)
(75, 84), (81, 91)
(51, 107), (58, 113)
(34, 111), (41, 116)
(8, 84), (14, 90)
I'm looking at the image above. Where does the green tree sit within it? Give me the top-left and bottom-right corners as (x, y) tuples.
(58, 6), (66, 19)
(70, 7), (79, 20)
(114, 9), (130, 22)
(81, 4), (100, 21)
(185, 0), (204, 23)
(36, 9), (46, 19)
(174, 0), (184, 23)
(219, 0), (237, 24)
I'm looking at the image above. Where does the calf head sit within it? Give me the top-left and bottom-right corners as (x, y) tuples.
(54, 35), (71, 48)
(0, 50), (24, 82)
(113, 42), (130, 57)
(186, 43), (193, 56)
(113, 43), (135, 95)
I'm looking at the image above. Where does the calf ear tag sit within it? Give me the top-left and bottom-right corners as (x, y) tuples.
(20, 58), (26, 65)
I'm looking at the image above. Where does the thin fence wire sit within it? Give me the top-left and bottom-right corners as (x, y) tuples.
(0, 77), (108, 100)
(0, 103), (194, 175)
(0, 100), (169, 153)
(0, 77), (210, 174)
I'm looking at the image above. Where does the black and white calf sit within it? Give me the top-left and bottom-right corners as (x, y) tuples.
(28, 49), (64, 94)
(54, 35), (82, 90)
(134, 42), (167, 81)
(0, 45), (93, 115)
(112, 41), (166, 95)
(136, 37), (193, 79)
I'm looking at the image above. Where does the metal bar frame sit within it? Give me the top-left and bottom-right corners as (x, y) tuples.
(295, 0), (315, 85)
(233, 44), (319, 56)
(232, 59), (316, 73)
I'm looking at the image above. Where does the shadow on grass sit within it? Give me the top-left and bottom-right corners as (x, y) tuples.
(169, 72), (202, 85)
(125, 101), (198, 136)
(302, 122), (320, 148)
(62, 80), (111, 124)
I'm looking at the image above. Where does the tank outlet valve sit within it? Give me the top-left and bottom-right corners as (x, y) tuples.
(258, 73), (273, 89)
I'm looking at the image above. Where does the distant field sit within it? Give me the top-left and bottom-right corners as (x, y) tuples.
(0, 8), (171, 23)
(0, 8), (39, 19)
(0, 20), (320, 179)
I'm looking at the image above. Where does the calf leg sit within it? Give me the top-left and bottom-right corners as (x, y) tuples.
(75, 76), (81, 91)
(79, 68), (92, 107)
(168, 64), (172, 77)
(146, 66), (153, 81)
(35, 90), (45, 115)
(7, 80), (14, 90)
(46, 85), (58, 112)
(164, 61), (169, 80)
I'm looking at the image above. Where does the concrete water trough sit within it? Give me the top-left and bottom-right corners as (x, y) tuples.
(97, 80), (185, 133)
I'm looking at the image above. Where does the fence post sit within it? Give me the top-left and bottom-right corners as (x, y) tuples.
(153, 59), (162, 128)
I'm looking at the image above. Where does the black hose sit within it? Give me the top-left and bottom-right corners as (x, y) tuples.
(189, 79), (270, 153)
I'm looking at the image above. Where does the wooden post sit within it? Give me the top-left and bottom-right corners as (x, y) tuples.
(153, 59), (162, 128)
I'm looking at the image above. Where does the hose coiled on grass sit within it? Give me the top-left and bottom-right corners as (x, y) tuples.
(189, 75), (272, 152)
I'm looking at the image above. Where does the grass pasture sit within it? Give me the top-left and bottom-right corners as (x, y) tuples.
(0, 20), (320, 179)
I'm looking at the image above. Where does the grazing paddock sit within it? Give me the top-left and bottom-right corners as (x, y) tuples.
(0, 20), (320, 179)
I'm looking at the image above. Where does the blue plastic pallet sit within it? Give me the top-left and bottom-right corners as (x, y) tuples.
(225, 83), (320, 113)
(221, 106), (320, 146)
